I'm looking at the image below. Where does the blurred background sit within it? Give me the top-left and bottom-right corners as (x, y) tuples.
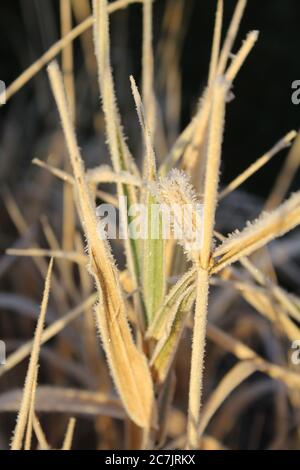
(1, 0), (300, 450)
(1, 0), (300, 195)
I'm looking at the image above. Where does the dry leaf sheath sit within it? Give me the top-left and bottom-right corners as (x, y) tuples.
(47, 61), (155, 429)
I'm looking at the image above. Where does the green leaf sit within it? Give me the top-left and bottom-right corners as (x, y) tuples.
(147, 268), (196, 340)
(142, 192), (165, 325)
(150, 284), (196, 383)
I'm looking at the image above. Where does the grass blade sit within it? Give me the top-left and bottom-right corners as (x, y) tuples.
(150, 285), (195, 384)
(187, 76), (229, 449)
(212, 191), (300, 274)
(93, 0), (143, 317)
(11, 258), (53, 450)
(47, 61), (155, 429)
(130, 76), (165, 325)
(147, 268), (196, 340)
(198, 361), (256, 438)
(62, 417), (76, 450)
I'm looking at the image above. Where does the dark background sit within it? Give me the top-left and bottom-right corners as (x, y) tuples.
(0, 1), (299, 450)
(0, 0), (300, 197)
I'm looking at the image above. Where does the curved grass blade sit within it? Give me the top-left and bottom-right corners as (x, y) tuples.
(150, 284), (196, 384)
(47, 61), (155, 429)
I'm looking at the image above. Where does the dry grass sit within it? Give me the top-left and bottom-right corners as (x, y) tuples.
(1, 0), (300, 450)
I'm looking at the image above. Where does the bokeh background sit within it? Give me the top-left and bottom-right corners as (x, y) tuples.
(1, 0), (300, 450)
(1, 0), (300, 195)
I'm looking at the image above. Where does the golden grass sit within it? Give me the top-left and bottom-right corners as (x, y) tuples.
(47, 59), (155, 429)
(2, 0), (300, 451)
(11, 259), (53, 450)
